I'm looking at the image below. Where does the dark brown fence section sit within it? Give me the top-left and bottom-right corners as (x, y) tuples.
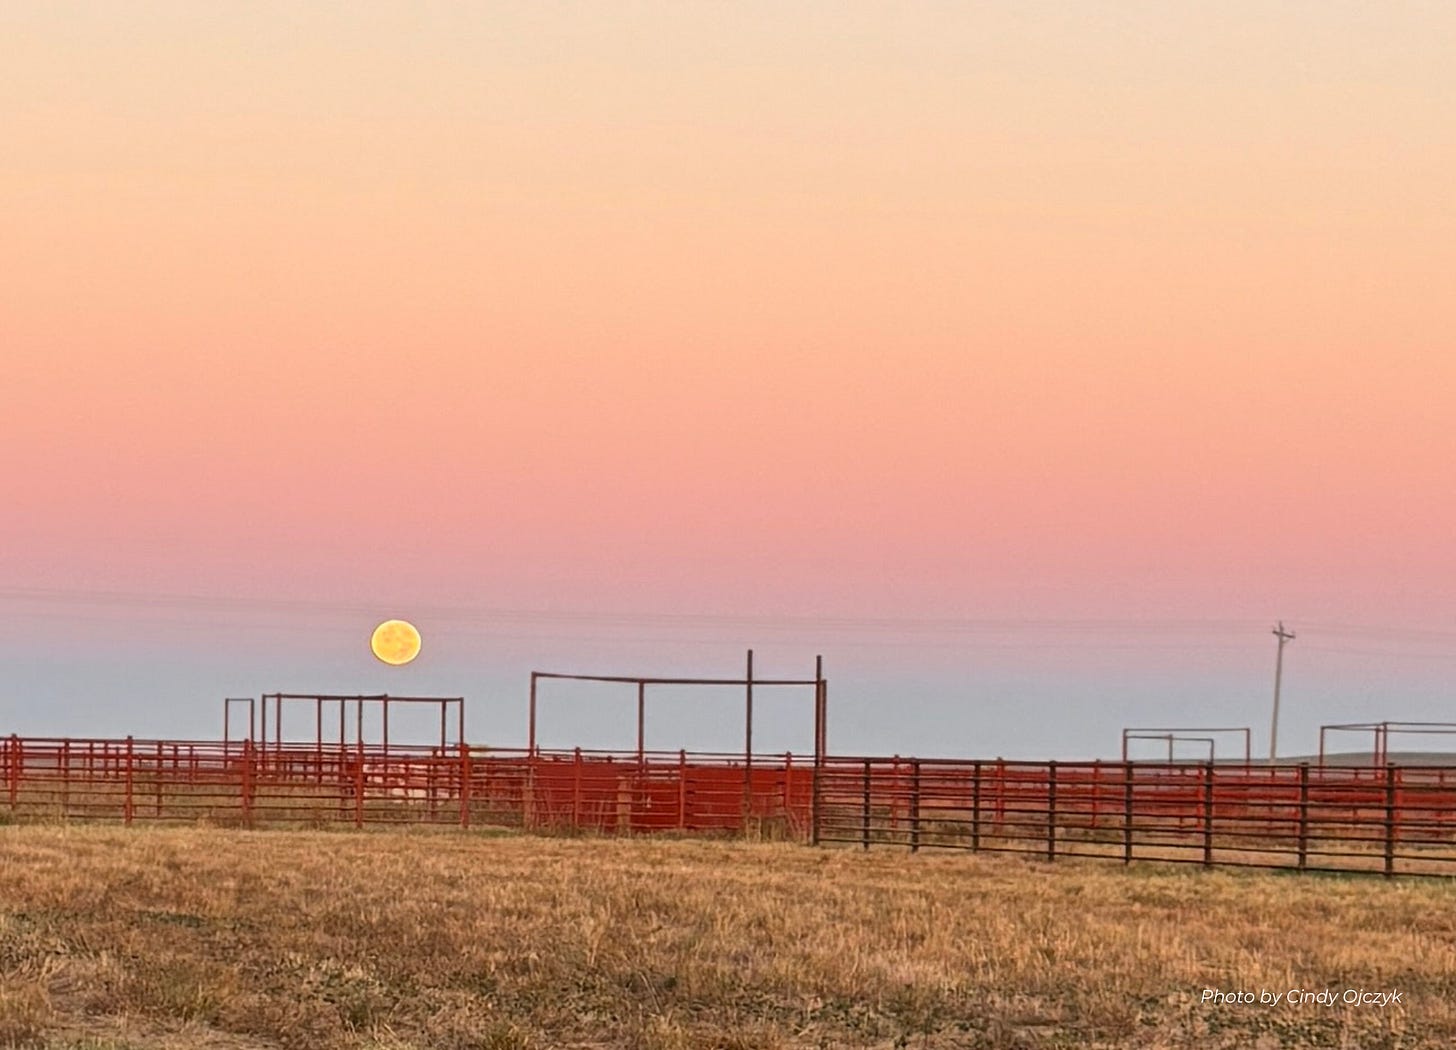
(814, 757), (1456, 876)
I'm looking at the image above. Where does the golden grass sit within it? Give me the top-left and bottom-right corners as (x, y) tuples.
(2, 826), (1454, 1049)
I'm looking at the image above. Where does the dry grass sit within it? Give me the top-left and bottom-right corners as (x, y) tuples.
(1, 826), (1454, 1049)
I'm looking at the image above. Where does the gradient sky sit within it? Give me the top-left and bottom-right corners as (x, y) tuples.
(4, 4), (1455, 758)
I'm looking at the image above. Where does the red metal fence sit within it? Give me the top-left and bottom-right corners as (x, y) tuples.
(816, 756), (1456, 876)
(0, 736), (813, 836)
(5, 735), (1456, 876)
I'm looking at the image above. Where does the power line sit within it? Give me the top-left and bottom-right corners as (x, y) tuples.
(1300, 644), (1456, 664)
(1299, 621), (1456, 643)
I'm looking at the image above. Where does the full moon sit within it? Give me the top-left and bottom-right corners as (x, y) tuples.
(370, 619), (422, 665)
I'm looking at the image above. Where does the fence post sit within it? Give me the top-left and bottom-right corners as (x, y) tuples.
(810, 753), (822, 846)
(910, 759), (921, 853)
(459, 742), (471, 830)
(1384, 764), (1398, 878)
(971, 760), (982, 851)
(861, 758), (872, 850)
(996, 758), (1008, 829)
(354, 740), (365, 829)
(123, 736), (134, 826)
(525, 751), (537, 831)
(890, 755), (901, 835)
(678, 749), (687, 832)
(240, 738), (255, 829)
(7, 734), (18, 812)
(1046, 761), (1057, 862)
(572, 747), (582, 830)
(154, 741), (163, 817)
(783, 752), (793, 824)
(1297, 763), (1310, 871)
(1202, 760), (1214, 868)
(1123, 760), (1134, 865)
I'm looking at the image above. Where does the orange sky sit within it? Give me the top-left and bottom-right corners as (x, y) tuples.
(3, 5), (1455, 750)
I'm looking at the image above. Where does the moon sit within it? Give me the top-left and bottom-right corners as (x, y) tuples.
(370, 619), (422, 666)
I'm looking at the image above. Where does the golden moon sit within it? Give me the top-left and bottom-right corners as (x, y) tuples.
(370, 619), (421, 666)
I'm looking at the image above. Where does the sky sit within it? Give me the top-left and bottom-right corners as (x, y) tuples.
(3, 3), (1455, 759)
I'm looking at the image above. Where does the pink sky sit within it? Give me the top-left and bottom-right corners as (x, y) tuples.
(3, 5), (1455, 750)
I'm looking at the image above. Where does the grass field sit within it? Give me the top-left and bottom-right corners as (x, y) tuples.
(1, 826), (1452, 1049)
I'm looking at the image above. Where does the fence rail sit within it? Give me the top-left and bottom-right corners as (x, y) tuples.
(4, 736), (1456, 876)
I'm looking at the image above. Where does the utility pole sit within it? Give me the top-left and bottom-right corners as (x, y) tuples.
(1269, 621), (1295, 762)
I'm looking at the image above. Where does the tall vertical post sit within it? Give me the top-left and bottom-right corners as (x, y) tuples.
(743, 649), (754, 821)
(811, 656), (824, 847)
(1269, 622), (1295, 762)
(819, 678), (829, 757)
(382, 696), (390, 754)
(812, 655), (824, 761)
(811, 686), (824, 847)
(9, 734), (20, 812)
(636, 681), (646, 767)
(528, 673), (538, 756)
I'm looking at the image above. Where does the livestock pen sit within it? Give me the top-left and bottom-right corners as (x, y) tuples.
(5, 734), (1456, 876)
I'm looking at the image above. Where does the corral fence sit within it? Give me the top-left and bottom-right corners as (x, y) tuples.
(0, 736), (813, 838)
(816, 756), (1456, 877)
(4, 736), (1456, 876)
